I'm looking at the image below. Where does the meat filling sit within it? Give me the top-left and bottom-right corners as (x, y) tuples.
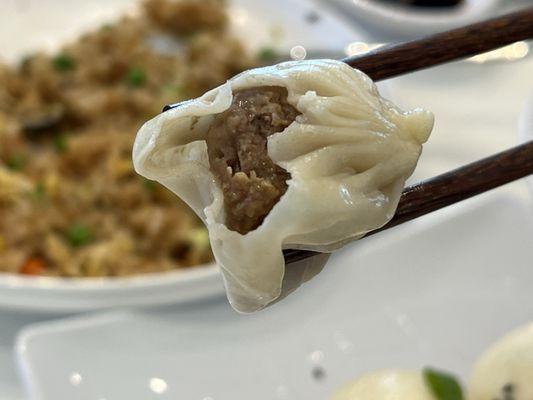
(206, 86), (299, 234)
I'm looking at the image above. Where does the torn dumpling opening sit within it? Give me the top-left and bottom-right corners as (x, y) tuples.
(133, 59), (434, 313)
(206, 86), (299, 234)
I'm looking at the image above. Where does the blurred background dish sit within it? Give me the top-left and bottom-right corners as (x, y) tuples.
(0, 0), (367, 314)
(0, 1), (368, 396)
(320, 0), (528, 38)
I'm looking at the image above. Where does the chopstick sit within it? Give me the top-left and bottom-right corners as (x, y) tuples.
(159, 9), (533, 265)
(164, 8), (533, 114)
(283, 10), (533, 263)
(343, 7), (533, 81)
(284, 141), (533, 265)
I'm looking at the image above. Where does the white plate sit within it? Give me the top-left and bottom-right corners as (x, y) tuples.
(323, 0), (502, 37)
(15, 183), (533, 399)
(0, 268), (223, 313)
(13, 33), (533, 399)
(3, 1), (533, 396)
(0, 0), (368, 313)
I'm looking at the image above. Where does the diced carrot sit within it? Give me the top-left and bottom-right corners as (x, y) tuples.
(19, 257), (46, 275)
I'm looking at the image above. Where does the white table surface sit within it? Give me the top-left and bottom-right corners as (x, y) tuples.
(1, 1), (532, 397)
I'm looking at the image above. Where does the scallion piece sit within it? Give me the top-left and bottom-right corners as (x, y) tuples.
(125, 67), (147, 88)
(257, 47), (277, 62)
(52, 53), (75, 72)
(6, 154), (26, 171)
(53, 134), (68, 153)
(423, 367), (464, 400)
(66, 223), (93, 247)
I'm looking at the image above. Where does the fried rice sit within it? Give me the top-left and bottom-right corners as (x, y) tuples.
(0, 0), (258, 277)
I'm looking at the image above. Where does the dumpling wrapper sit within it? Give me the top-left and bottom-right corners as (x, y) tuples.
(469, 322), (533, 400)
(330, 370), (435, 400)
(133, 59), (434, 313)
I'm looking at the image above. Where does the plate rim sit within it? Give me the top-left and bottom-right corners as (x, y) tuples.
(326, 0), (502, 36)
(0, 0), (367, 313)
(0, 262), (218, 291)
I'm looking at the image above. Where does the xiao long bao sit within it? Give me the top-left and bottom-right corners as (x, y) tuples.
(133, 59), (434, 312)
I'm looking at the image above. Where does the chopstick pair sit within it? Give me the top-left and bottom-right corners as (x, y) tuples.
(284, 7), (533, 264)
(163, 7), (533, 264)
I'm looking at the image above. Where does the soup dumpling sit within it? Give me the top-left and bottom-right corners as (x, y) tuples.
(331, 370), (435, 400)
(469, 322), (533, 400)
(133, 59), (434, 312)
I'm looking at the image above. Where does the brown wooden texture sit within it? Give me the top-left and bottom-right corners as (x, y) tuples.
(343, 7), (533, 81)
(164, 8), (533, 113)
(284, 141), (533, 264)
(164, 9), (533, 112)
(160, 10), (533, 264)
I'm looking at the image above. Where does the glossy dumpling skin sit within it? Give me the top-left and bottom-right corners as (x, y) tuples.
(133, 59), (434, 313)
(331, 370), (435, 400)
(469, 322), (533, 400)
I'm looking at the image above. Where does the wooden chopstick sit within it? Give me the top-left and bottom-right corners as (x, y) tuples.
(164, 8), (533, 113)
(343, 7), (533, 81)
(284, 140), (533, 265)
(283, 10), (533, 264)
(159, 10), (533, 266)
